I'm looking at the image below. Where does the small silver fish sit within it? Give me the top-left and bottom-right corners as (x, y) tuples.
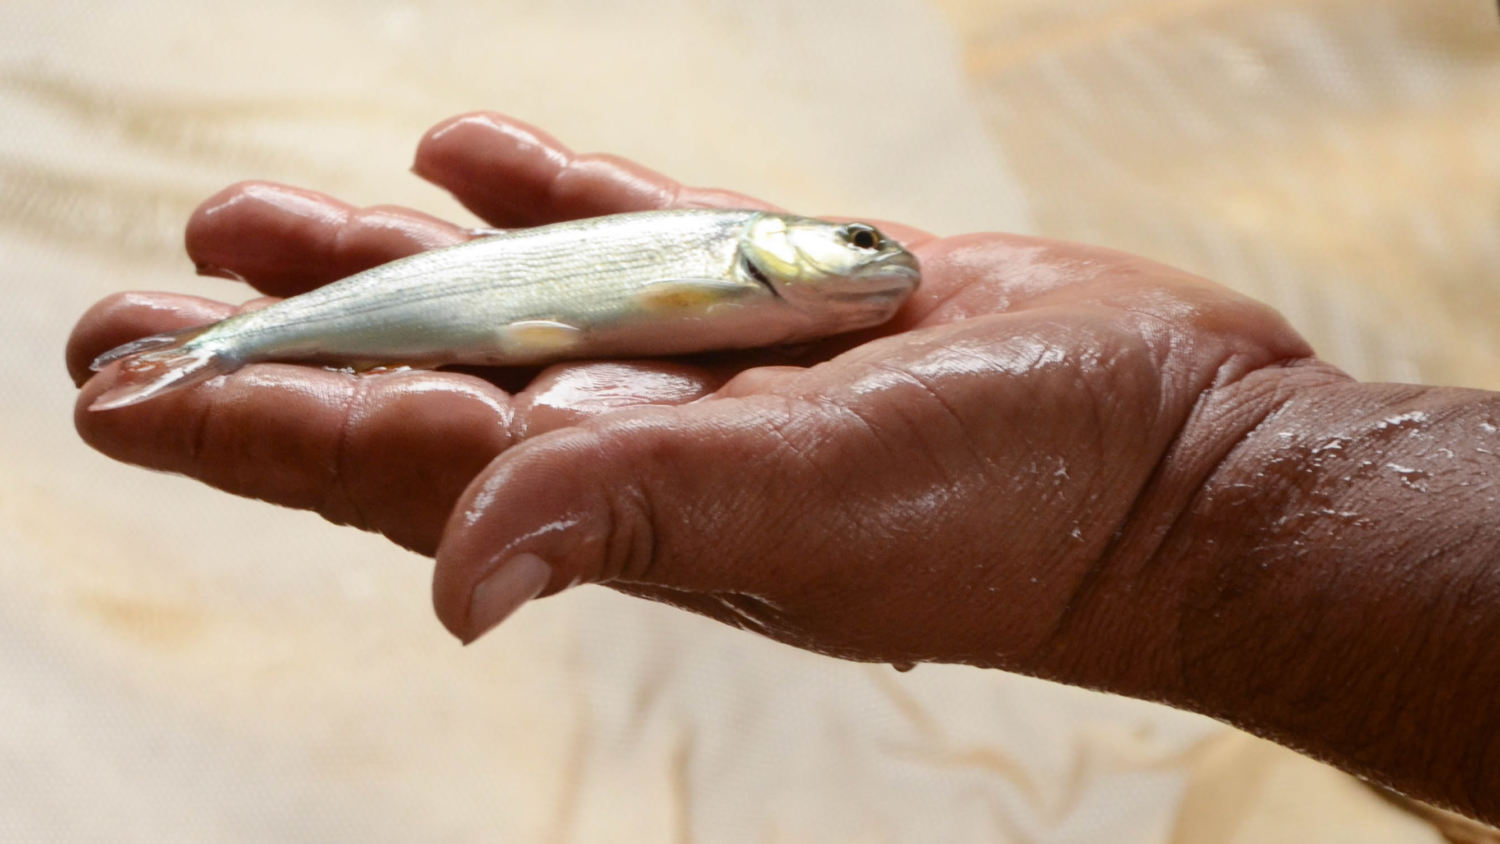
(89, 209), (920, 410)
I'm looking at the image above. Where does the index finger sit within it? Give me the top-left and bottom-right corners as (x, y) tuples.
(412, 111), (782, 227)
(412, 112), (935, 244)
(185, 182), (473, 299)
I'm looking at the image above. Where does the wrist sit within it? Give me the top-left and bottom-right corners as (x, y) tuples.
(1129, 372), (1500, 821)
(1020, 359), (1350, 694)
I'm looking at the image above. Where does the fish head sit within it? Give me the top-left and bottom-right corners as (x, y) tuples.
(738, 213), (920, 325)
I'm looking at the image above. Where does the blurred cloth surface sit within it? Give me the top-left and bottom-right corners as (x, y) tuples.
(1, 0), (1494, 841)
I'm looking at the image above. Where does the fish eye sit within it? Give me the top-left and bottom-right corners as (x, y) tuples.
(844, 224), (881, 250)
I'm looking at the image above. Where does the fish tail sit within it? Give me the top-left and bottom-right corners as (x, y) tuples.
(88, 326), (241, 411)
(89, 324), (210, 371)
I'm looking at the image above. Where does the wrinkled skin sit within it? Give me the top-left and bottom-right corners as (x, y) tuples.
(74, 112), (1500, 824)
(67, 111), (1320, 674)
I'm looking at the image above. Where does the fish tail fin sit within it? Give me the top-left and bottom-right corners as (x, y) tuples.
(88, 326), (240, 411)
(89, 324), (209, 371)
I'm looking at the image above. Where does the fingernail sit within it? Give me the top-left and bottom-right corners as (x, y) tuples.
(464, 553), (553, 644)
(194, 262), (247, 282)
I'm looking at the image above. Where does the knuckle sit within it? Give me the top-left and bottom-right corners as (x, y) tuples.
(334, 375), (512, 555)
(580, 423), (662, 586)
(601, 476), (659, 586)
(318, 374), (370, 534)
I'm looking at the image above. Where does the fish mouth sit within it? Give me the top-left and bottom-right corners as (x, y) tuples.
(820, 271), (920, 303)
(867, 249), (920, 284)
(807, 252), (920, 304)
(820, 285), (914, 303)
(865, 254), (921, 290)
(873, 247), (919, 270)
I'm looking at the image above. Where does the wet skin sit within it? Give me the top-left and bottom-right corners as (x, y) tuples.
(68, 112), (1500, 823)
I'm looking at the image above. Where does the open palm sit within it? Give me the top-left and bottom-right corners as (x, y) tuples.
(70, 112), (1328, 675)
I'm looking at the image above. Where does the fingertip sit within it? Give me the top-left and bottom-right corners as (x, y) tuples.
(186, 180), (341, 248)
(457, 552), (554, 644)
(411, 111), (777, 227)
(413, 111), (574, 227)
(431, 426), (615, 640)
(185, 180), (348, 297)
(67, 296), (122, 386)
(185, 180), (470, 297)
(66, 292), (232, 386)
(193, 262), (248, 282)
(415, 111), (573, 170)
(71, 363), (204, 476)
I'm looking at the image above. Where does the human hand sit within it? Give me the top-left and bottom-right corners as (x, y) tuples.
(75, 112), (1500, 823)
(68, 112), (1324, 683)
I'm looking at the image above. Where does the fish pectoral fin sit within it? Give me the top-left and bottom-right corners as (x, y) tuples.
(631, 277), (760, 315)
(497, 319), (586, 355)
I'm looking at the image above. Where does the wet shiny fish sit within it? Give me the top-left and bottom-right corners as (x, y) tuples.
(89, 209), (921, 410)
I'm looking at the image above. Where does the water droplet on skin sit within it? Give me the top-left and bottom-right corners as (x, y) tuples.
(1312, 437), (1348, 455)
(890, 661), (918, 673)
(1316, 507), (1366, 526)
(1386, 463), (1431, 491)
(1376, 411), (1429, 431)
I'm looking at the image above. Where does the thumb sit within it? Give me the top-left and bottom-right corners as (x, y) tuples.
(431, 395), (820, 643)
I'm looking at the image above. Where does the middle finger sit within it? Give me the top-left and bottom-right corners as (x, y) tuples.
(185, 181), (472, 299)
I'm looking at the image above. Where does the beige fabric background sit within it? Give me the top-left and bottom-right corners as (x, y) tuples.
(1, 1), (1494, 841)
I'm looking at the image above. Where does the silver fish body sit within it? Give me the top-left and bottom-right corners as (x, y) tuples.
(90, 209), (921, 410)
